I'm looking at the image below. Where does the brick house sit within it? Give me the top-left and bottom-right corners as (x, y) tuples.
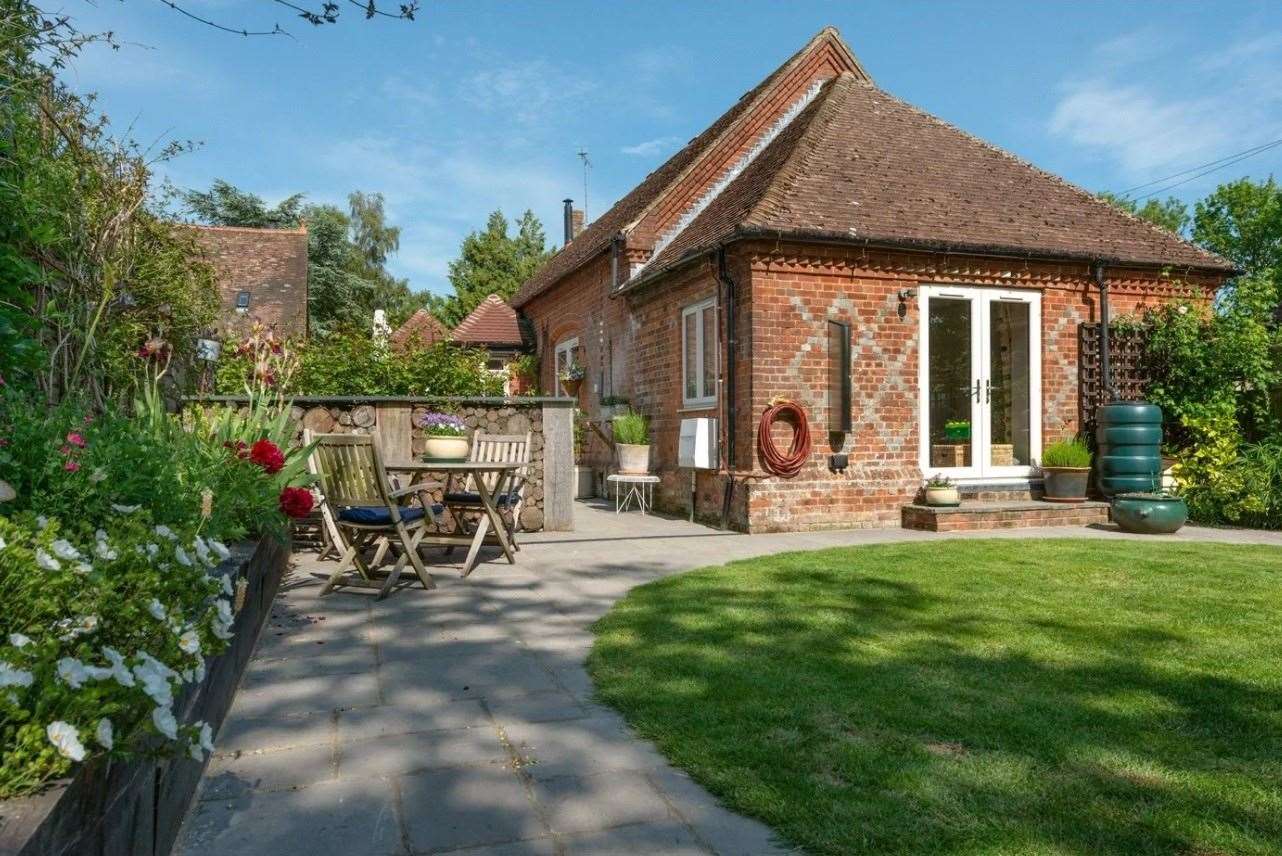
(189, 225), (309, 338)
(451, 294), (532, 392)
(389, 308), (449, 352)
(511, 27), (1235, 532)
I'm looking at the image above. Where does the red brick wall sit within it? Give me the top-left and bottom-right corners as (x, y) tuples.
(188, 225), (309, 339)
(520, 239), (1224, 532)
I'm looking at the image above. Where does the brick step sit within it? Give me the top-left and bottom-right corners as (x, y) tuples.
(901, 500), (1111, 532)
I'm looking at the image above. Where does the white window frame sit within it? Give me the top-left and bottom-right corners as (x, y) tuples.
(554, 337), (580, 395)
(681, 298), (718, 408)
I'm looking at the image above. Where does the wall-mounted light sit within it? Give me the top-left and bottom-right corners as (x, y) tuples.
(897, 288), (917, 320)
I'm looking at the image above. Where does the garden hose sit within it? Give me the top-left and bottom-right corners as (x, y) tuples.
(757, 398), (811, 478)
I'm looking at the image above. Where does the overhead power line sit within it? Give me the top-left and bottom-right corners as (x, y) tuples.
(1118, 136), (1282, 201)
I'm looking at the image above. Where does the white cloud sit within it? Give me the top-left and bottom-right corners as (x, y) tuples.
(621, 136), (681, 157)
(1048, 28), (1282, 182)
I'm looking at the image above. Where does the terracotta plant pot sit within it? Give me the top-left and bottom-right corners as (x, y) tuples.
(617, 443), (651, 474)
(925, 486), (960, 507)
(1041, 466), (1090, 503)
(423, 435), (470, 462)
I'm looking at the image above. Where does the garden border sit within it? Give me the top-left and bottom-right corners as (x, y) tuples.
(0, 536), (290, 856)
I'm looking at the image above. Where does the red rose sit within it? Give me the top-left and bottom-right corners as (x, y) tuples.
(248, 439), (285, 474)
(278, 486), (313, 519)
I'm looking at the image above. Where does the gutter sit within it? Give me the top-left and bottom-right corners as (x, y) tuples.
(612, 227), (1239, 299)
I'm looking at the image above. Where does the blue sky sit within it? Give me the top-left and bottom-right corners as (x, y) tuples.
(63, 0), (1282, 295)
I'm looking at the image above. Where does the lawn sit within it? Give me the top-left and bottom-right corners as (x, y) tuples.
(588, 540), (1282, 855)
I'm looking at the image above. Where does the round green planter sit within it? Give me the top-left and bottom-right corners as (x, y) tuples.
(1111, 493), (1188, 534)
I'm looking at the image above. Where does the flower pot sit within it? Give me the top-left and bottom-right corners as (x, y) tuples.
(617, 443), (651, 474)
(925, 486), (960, 507)
(1041, 466), (1090, 503)
(562, 378), (583, 399)
(1111, 493), (1188, 534)
(423, 435), (470, 462)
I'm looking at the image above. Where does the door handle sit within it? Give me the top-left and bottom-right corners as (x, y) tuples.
(985, 379), (992, 403)
(972, 380), (981, 402)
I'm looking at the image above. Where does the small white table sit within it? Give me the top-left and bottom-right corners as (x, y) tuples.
(607, 473), (659, 514)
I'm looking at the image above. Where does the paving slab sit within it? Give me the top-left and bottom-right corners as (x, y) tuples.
(178, 500), (1282, 855)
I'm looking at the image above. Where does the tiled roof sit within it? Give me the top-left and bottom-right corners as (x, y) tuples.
(389, 308), (448, 350)
(509, 29), (857, 309)
(451, 294), (524, 346)
(625, 73), (1234, 285)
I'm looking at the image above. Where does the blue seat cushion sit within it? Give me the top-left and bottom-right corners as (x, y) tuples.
(444, 491), (521, 508)
(338, 505), (427, 526)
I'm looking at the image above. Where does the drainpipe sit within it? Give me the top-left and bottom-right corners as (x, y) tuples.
(610, 233), (621, 290)
(716, 246), (738, 528)
(1093, 261), (1115, 402)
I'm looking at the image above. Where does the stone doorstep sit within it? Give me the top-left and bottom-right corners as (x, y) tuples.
(901, 500), (1111, 532)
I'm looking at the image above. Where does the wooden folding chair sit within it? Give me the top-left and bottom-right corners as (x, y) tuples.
(309, 433), (439, 599)
(443, 431), (532, 552)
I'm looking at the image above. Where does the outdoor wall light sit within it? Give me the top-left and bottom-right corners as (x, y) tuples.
(897, 288), (917, 320)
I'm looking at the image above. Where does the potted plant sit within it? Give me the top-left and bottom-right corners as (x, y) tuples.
(508, 354), (539, 396)
(1112, 491), (1189, 534)
(1039, 437), (1092, 503)
(600, 395), (631, 420)
(612, 409), (651, 474)
(418, 411), (470, 462)
(560, 362), (585, 399)
(944, 420), (971, 441)
(924, 473), (959, 507)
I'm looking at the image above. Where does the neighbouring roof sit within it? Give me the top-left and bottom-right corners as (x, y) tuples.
(389, 308), (449, 350)
(625, 74), (1234, 288)
(451, 294), (525, 346)
(510, 28), (865, 308)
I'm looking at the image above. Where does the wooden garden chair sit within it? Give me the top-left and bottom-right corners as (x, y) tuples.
(309, 433), (441, 599)
(443, 431), (532, 552)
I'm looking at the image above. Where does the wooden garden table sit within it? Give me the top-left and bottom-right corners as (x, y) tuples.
(385, 460), (521, 577)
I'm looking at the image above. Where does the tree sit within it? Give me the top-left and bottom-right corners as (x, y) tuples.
(1192, 178), (1282, 278)
(1097, 192), (1191, 235)
(433, 210), (551, 327)
(185, 180), (305, 229)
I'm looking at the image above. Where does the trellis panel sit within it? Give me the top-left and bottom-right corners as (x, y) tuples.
(1077, 323), (1151, 436)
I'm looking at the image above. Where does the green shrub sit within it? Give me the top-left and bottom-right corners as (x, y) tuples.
(1040, 437), (1092, 469)
(612, 410), (650, 446)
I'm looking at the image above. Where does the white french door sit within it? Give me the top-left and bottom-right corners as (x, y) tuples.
(917, 286), (1041, 480)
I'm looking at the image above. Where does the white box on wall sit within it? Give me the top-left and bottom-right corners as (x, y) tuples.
(679, 418), (718, 469)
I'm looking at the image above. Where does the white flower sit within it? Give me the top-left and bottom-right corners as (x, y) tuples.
(35, 549), (60, 571)
(74, 562), (92, 576)
(51, 539), (81, 561)
(210, 540), (232, 562)
(178, 629), (201, 656)
(154, 525), (177, 541)
(111, 503), (140, 514)
(188, 740), (203, 761)
(102, 647), (134, 687)
(0, 663), (33, 688)
(181, 668), (193, 682)
(174, 546), (192, 567)
(198, 721), (215, 752)
(193, 537), (212, 565)
(95, 718), (114, 750)
(94, 540), (117, 561)
(77, 615), (98, 635)
(89, 468), (107, 483)
(1177, 304), (1189, 315)
(0, 535), (6, 551)
(9, 633), (31, 648)
(133, 653), (177, 707)
(35, 515), (49, 530)
(216, 599), (234, 625)
(56, 615), (98, 642)
(57, 657), (90, 688)
(148, 599), (167, 621)
(152, 706), (178, 740)
(46, 721), (86, 761)
(95, 529), (108, 542)
(221, 575), (234, 596)
(145, 543), (159, 558)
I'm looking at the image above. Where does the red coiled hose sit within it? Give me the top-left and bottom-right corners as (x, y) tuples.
(757, 399), (811, 478)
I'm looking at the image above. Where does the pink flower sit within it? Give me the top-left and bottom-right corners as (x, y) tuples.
(65, 432), (85, 448)
(60, 445), (72, 455)
(64, 460), (80, 472)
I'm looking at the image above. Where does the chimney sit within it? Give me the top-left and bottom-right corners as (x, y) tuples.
(562, 199), (574, 246)
(571, 209), (584, 239)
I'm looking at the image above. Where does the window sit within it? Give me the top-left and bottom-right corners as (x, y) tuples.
(682, 298), (717, 407)
(235, 291), (251, 312)
(554, 337), (581, 395)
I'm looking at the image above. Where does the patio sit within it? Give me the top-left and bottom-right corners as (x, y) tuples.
(176, 502), (1282, 856)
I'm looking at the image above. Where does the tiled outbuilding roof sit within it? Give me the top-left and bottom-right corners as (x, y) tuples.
(389, 308), (449, 350)
(627, 73), (1234, 287)
(451, 294), (524, 346)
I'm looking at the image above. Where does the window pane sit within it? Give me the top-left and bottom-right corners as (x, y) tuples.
(684, 312), (698, 401)
(928, 297), (973, 469)
(989, 301), (1031, 466)
(701, 306), (716, 401)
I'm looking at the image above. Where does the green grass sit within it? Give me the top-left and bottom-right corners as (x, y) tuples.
(588, 540), (1282, 855)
